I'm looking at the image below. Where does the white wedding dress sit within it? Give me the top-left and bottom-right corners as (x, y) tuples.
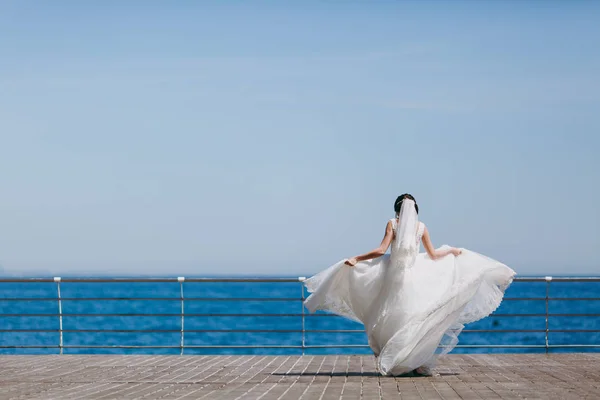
(303, 206), (515, 376)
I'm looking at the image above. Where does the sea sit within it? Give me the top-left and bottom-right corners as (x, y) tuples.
(1, 277), (598, 355)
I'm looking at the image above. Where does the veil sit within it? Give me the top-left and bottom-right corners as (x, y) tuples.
(393, 198), (419, 253)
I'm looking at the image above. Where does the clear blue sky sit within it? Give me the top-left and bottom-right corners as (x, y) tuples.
(1, 1), (599, 276)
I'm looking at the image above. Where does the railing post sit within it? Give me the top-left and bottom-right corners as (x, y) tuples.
(298, 277), (306, 356)
(54, 277), (63, 355)
(545, 276), (552, 354)
(178, 277), (185, 355)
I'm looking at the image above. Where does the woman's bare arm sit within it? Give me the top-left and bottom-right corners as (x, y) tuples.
(421, 224), (461, 260)
(345, 220), (395, 266)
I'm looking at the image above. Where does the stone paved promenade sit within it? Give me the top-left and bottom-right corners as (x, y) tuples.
(1, 354), (599, 399)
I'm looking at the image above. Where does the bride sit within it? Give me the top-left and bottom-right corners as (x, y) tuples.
(303, 194), (516, 376)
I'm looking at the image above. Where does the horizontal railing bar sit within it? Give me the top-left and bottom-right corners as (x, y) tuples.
(503, 298), (600, 301)
(445, 345), (543, 348)
(454, 344), (600, 348)
(2, 329), (599, 334)
(169, 345), (305, 348)
(462, 329), (544, 333)
(0, 345), (181, 349)
(3, 296), (600, 303)
(59, 345), (303, 349)
(0, 345), (302, 349)
(4, 329), (600, 334)
(305, 329), (365, 333)
(487, 314), (600, 317)
(0, 297), (303, 302)
(9, 313), (600, 317)
(511, 277), (600, 282)
(4, 313), (600, 318)
(300, 344), (600, 348)
(0, 329), (357, 333)
(1, 344), (600, 349)
(0, 277), (599, 283)
(2, 296), (600, 303)
(460, 329), (600, 333)
(0, 313), (314, 317)
(0, 313), (328, 317)
(0, 278), (303, 283)
(0, 313), (308, 317)
(4, 329), (240, 333)
(0, 346), (61, 348)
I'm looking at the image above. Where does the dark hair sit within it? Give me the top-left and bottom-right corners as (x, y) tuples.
(394, 193), (418, 214)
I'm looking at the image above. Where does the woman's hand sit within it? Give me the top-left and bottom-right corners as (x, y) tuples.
(344, 257), (358, 267)
(450, 248), (462, 257)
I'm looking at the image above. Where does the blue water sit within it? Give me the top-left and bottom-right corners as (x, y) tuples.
(1, 279), (599, 355)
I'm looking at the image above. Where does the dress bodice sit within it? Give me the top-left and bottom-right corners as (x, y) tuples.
(389, 218), (425, 269)
(390, 218), (425, 247)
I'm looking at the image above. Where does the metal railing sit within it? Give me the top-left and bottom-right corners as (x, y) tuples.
(0, 276), (599, 354)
